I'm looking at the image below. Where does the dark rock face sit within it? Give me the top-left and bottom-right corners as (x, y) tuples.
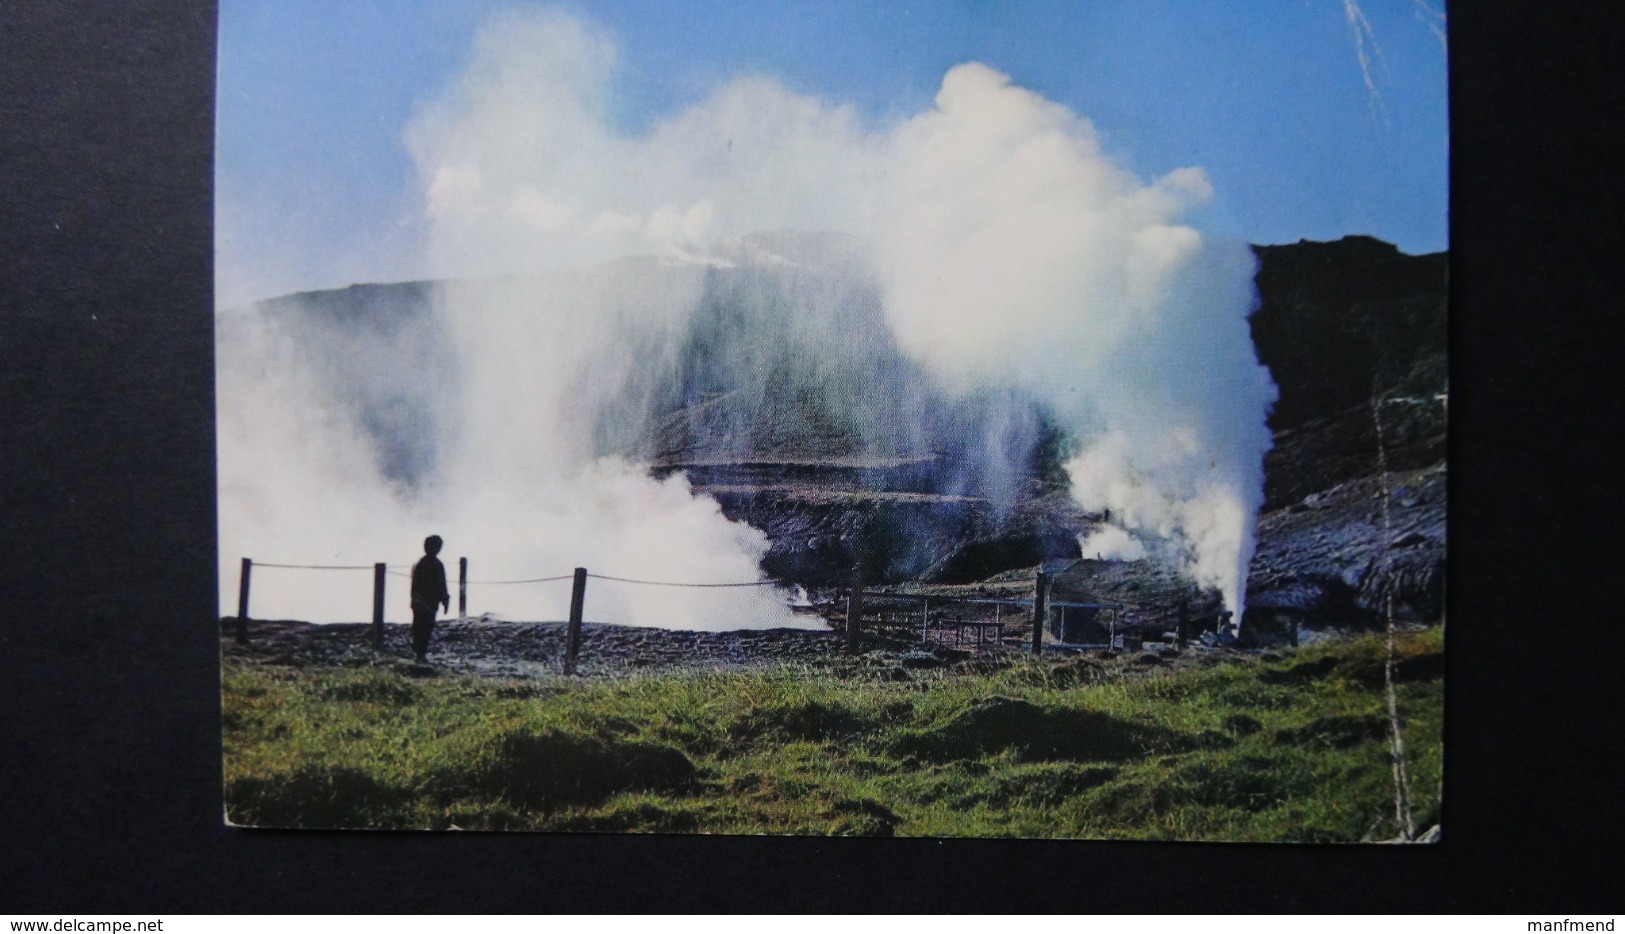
(1250, 236), (1446, 433)
(618, 253), (1081, 585)
(681, 467), (1090, 587)
(1246, 464), (1446, 629)
(1240, 237), (1447, 631)
(656, 237), (1450, 605)
(1249, 237), (1447, 510)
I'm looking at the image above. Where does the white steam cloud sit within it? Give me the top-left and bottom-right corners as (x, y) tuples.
(218, 6), (1275, 625)
(217, 268), (799, 628)
(1080, 525), (1148, 562)
(867, 62), (1276, 617)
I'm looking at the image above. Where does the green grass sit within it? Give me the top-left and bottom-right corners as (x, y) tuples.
(222, 628), (1444, 840)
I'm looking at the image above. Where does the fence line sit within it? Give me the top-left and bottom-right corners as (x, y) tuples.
(232, 553), (1241, 675)
(386, 569), (576, 585)
(467, 574), (575, 585)
(232, 556), (784, 651)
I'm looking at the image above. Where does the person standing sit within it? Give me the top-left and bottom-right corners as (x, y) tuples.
(410, 535), (450, 664)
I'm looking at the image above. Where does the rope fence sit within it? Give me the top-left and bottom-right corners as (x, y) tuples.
(231, 554), (1246, 677)
(467, 574), (576, 585)
(232, 554), (792, 670)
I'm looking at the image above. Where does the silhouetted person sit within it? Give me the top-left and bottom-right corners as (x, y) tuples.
(410, 535), (450, 663)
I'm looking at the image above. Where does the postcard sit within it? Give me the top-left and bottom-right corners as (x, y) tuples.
(217, 0), (1447, 839)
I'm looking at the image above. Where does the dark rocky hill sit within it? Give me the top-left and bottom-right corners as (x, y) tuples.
(223, 235), (1447, 629)
(1242, 236), (1447, 632)
(219, 280), (454, 486)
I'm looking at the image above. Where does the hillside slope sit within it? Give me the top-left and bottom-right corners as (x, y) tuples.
(220, 235), (1446, 627)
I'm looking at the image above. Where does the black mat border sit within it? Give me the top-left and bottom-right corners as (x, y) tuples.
(3, 0), (1621, 913)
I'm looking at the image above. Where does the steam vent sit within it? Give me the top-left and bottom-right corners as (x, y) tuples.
(221, 233), (1443, 644)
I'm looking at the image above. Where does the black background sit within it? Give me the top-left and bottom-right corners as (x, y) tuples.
(3, 0), (1621, 913)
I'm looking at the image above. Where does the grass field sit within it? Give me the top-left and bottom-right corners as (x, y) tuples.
(222, 628), (1442, 840)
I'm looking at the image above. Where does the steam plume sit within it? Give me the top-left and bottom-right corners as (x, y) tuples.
(866, 63), (1276, 617)
(218, 7), (1276, 624)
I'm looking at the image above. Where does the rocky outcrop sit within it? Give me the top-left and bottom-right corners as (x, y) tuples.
(1249, 236), (1447, 510)
(1246, 463), (1446, 631)
(1241, 237), (1447, 629)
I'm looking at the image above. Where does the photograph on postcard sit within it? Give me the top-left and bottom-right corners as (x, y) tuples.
(216, 1), (1447, 839)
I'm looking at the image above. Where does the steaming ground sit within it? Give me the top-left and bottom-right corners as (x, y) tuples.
(218, 8), (1277, 627)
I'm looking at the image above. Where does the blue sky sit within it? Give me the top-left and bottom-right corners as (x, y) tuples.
(216, 0), (1448, 306)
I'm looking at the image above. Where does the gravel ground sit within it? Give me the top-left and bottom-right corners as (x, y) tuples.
(223, 616), (861, 679)
(221, 615), (1256, 683)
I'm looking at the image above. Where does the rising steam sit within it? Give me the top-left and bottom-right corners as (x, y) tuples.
(218, 6), (1275, 625)
(867, 62), (1276, 618)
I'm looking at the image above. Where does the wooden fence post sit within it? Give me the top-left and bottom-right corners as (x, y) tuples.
(564, 567), (587, 675)
(845, 564), (864, 652)
(372, 562), (386, 649)
(458, 557), (468, 620)
(236, 558), (252, 644)
(1031, 570), (1048, 654)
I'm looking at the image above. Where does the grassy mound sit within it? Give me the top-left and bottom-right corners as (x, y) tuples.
(314, 671), (424, 704)
(426, 728), (696, 811)
(1273, 714), (1390, 749)
(726, 699), (885, 745)
(1259, 655), (1339, 685)
(890, 697), (1184, 763)
(222, 626), (1444, 838)
(978, 762), (1120, 807)
(227, 764), (412, 828)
